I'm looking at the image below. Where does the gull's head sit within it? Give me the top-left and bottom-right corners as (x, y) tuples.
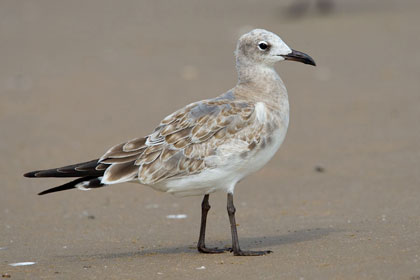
(235, 29), (316, 67)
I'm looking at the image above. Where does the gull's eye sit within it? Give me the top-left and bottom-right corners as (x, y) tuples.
(258, 41), (269, 51)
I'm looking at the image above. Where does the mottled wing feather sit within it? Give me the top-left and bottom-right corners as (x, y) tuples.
(100, 98), (263, 185)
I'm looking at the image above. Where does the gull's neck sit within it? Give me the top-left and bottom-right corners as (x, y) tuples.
(234, 59), (288, 111)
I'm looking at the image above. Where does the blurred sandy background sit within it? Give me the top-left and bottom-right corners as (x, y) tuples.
(1, 0), (420, 279)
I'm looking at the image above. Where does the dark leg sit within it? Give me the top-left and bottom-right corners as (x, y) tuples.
(227, 193), (272, 256)
(197, 194), (229, 253)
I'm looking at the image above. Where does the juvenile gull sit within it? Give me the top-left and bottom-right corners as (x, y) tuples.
(24, 29), (315, 256)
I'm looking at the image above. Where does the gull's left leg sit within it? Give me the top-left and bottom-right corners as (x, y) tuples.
(197, 194), (230, 253)
(227, 193), (272, 256)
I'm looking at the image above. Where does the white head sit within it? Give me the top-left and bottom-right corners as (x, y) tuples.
(235, 29), (315, 67)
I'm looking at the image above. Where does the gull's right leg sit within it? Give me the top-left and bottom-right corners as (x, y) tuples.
(197, 194), (230, 254)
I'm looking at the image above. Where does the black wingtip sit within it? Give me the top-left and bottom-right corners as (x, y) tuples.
(24, 159), (103, 178)
(24, 171), (39, 178)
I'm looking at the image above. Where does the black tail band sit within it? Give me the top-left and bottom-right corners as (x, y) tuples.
(38, 176), (104, 195)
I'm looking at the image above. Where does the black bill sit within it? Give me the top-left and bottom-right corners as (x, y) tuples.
(281, 49), (316, 66)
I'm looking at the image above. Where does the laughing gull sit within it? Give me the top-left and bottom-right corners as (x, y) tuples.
(24, 29), (315, 256)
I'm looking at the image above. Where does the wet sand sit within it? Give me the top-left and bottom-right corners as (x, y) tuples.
(1, 0), (420, 279)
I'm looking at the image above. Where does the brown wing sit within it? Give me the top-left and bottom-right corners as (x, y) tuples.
(99, 98), (264, 185)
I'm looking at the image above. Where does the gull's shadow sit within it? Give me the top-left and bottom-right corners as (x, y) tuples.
(64, 227), (339, 260)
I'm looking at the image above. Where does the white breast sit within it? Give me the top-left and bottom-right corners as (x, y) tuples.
(239, 126), (287, 176)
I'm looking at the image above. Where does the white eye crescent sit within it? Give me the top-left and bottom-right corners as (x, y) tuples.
(257, 41), (269, 51)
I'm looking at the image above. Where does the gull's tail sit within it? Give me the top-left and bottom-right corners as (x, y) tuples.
(24, 159), (107, 195)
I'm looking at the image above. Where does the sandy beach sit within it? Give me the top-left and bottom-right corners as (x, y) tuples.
(1, 0), (420, 279)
